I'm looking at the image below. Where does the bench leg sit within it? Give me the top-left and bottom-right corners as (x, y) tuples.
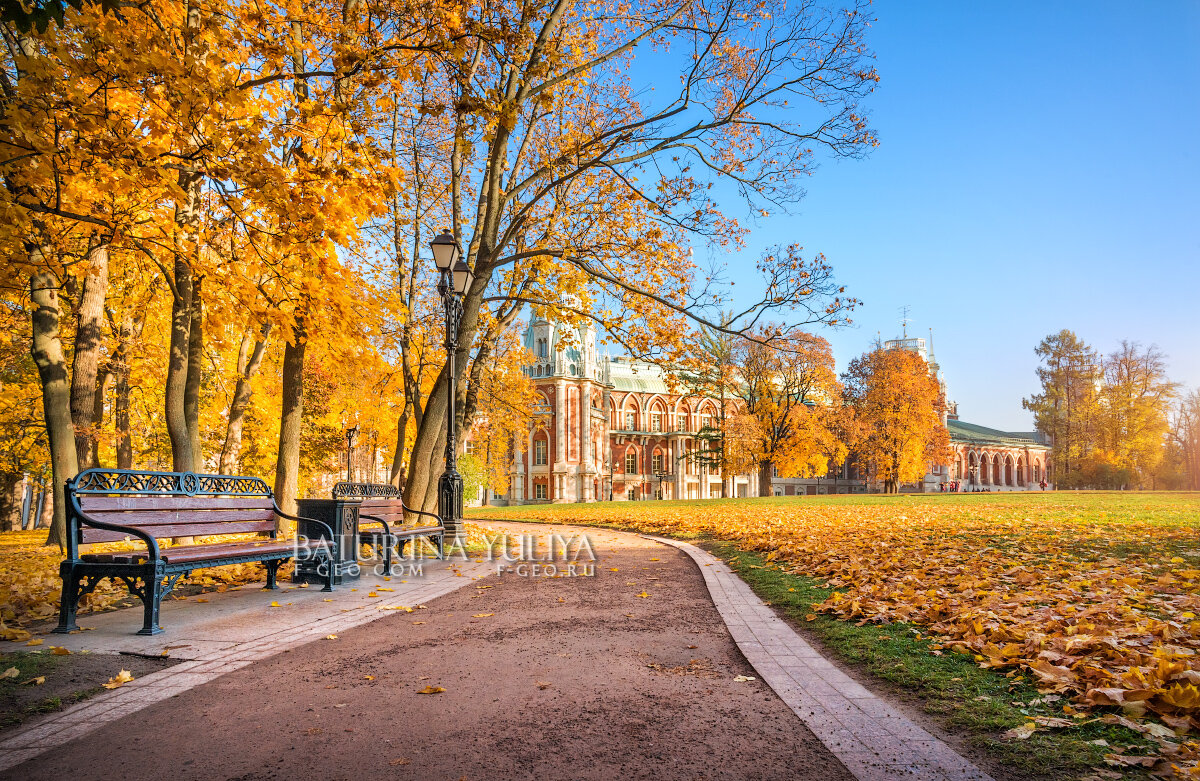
(322, 557), (334, 592)
(53, 564), (82, 634)
(137, 570), (164, 635)
(396, 539), (410, 561)
(436, 533), (445, 560)
(264, 560), (282, 590)
(384, 537), (393, 576)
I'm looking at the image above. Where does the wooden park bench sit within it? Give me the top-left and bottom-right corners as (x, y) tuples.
(55, 468), (336, 636)
(331, 482), (445, 574)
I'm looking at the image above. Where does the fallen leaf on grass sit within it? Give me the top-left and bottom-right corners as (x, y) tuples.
(25, 639), (43, 646)
(1, 667), (18, 679)
(1003, 722), (1038, 740)
(102, 670), (134, 689)
(805, 614), (817, 621)
(1104, 754), (1159, 768)
(417, 685), (445, 694)
(21, 676), (45, 686)
(50, 646), (71, 655)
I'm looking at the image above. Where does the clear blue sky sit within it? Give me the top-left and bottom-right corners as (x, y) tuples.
(712, 1), (1200, 430)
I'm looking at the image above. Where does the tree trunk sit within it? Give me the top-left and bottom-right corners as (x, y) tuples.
(757, 460), (772, 498)
(165, 255), (195, 472)
(219, 325), (270, 474)
(69, 243), (109, 469)
(388, 403), (410, 488)
(88, 367), (112, 468)
(184, 276), (204, 471)
(405, 366), (450, 512)
(31, 273), (79, 549)
(37, 487), (53, 529)
(0, 473), (22, 533)
(166, 0), (204, 473)
(274, 326), (306, 523)
(113, 313), (134, 469)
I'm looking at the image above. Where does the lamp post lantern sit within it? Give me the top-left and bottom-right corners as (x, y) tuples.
(431, 229), (473, 543)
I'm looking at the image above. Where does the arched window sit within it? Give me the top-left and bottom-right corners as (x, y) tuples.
(533, 436), (548, 466)
(625, 450), (639, 474)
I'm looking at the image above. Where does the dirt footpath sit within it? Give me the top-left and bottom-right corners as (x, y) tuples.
(5, 523), (851, 781)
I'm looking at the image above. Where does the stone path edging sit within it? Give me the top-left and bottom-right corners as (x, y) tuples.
(645, 535), (993, 781)
(0, 559), (493, 774)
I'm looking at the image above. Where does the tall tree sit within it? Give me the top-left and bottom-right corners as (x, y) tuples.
(843, 344), (949, 494)
(728, 330), (840, 496)
(398, 0), (876, 512)
(1094, 341), (1176, 487)
(1023, 330), (1102, 487)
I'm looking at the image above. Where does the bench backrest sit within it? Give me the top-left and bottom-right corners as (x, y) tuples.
(332, 482), (440, 527)
(69, 469), (276, 545)
(358, 497), (407, 525)
(332, 481), (399, 499)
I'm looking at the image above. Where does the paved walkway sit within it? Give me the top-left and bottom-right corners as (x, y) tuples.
(0, 523), (994, 780)
(649, 535), (992, 781)
(0, 555), (493, 773)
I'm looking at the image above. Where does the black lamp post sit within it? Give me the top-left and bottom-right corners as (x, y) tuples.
(431, 229), (473, 542)
(345, 424), (359, 483)
(654, 470), (668, 500)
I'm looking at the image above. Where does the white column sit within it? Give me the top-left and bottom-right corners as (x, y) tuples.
(554, 380), (566, 466)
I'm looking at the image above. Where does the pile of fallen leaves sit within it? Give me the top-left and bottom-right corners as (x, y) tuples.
(0, 530), (283, 639)
(472, 492), (1200, 776)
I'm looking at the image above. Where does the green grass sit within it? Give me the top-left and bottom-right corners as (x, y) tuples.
(710, 543), (1155, 780)
(0, 652), (98, 730)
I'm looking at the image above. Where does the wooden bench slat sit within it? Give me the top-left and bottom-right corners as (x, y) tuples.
(79, 496), (271, 512)
(81, 520), (276, 543)
(81, 538), (329, 565)
(77, 508), (276, 527)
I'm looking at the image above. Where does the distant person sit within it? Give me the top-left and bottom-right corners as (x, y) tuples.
(1040, 480), (1047, 491)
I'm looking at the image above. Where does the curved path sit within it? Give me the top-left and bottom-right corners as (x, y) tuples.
(647, 535), (992, 781)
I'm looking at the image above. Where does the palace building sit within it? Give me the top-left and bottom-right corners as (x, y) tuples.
(494, 320), (1050, 504)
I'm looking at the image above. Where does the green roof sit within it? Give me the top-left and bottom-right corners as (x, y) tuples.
(608, 359), (672, 395)
(948, 419), (1046, 448)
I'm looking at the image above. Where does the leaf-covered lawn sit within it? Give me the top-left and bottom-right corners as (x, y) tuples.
(469, 492), (1200, 775)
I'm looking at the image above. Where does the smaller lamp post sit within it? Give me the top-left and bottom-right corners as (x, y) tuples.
(655, 470), (671, 500)
(345, 424), (359, 483)
(430, 229), (473, 542)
